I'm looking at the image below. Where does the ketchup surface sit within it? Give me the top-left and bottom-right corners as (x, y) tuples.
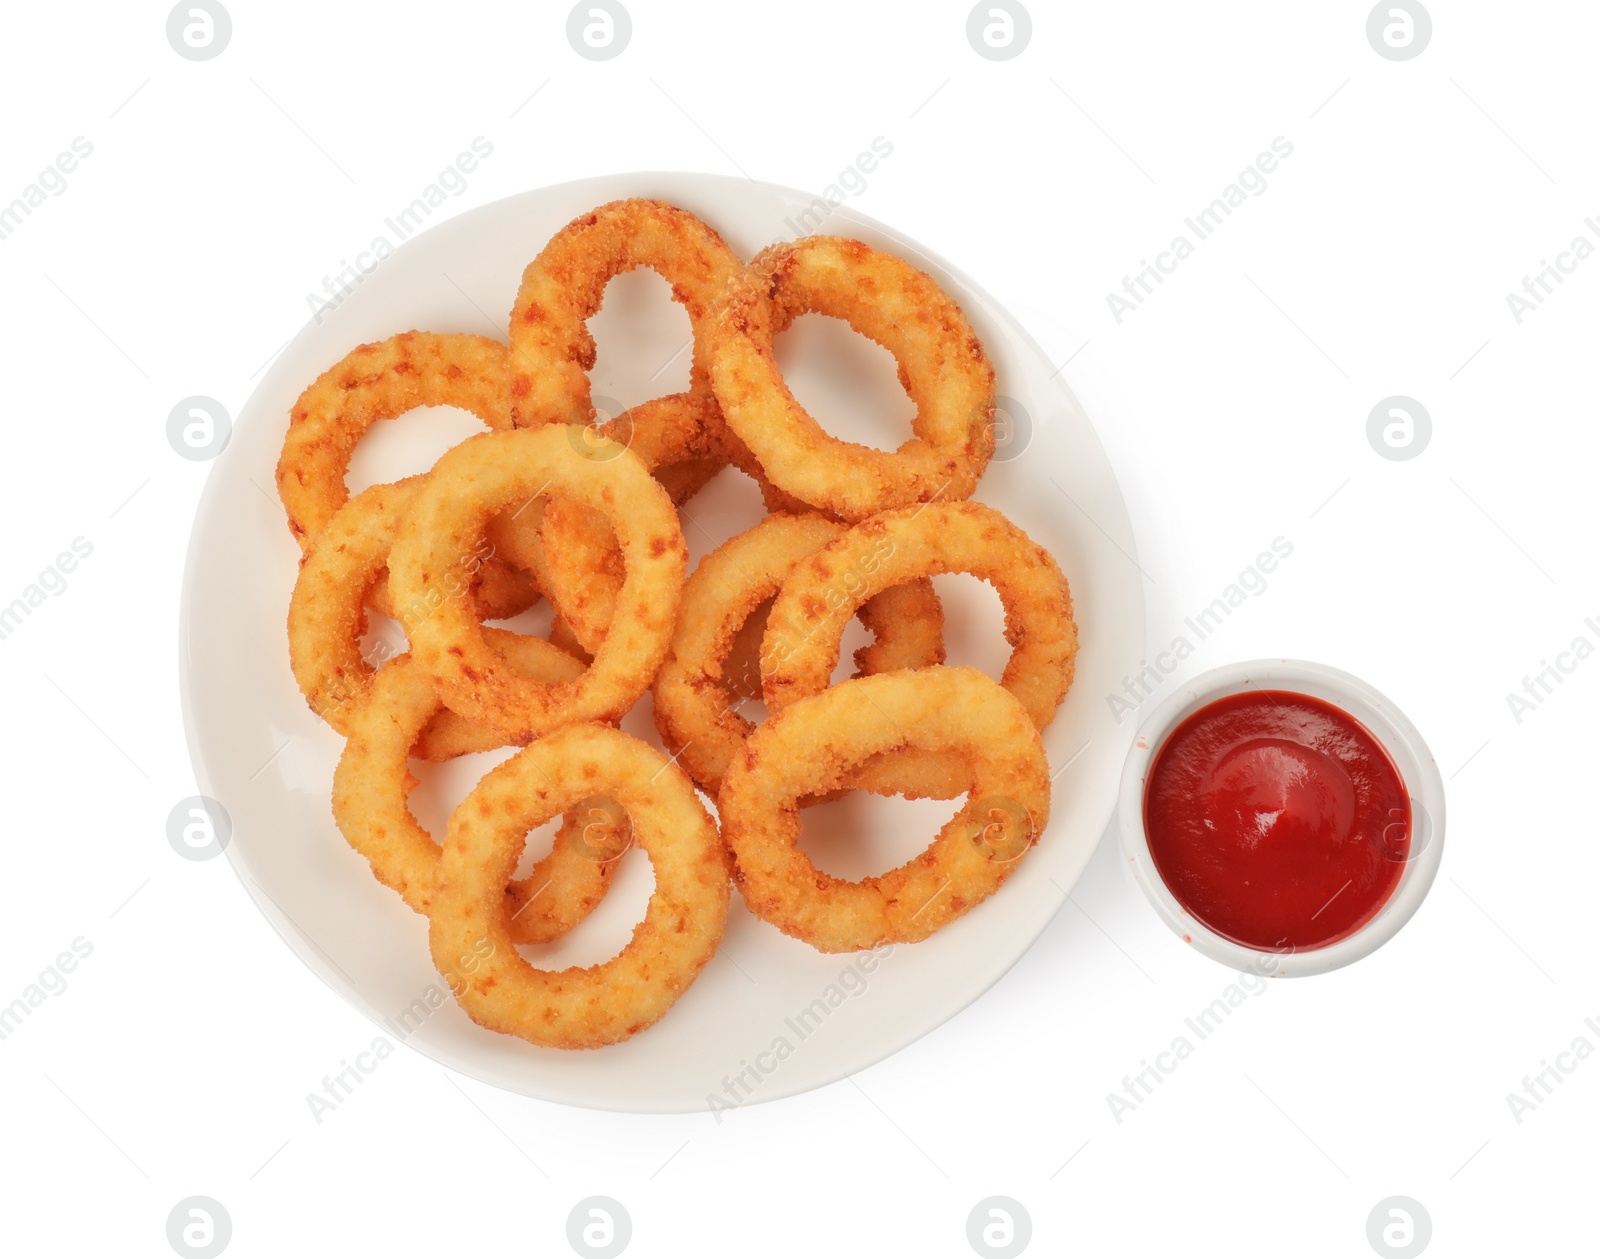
(1143, 690), (1410, 951)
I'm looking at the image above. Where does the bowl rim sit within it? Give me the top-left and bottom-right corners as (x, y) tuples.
(1116, 658), (1446, 977)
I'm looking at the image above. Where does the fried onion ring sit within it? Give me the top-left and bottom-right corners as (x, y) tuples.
(534, 392), (726, 653)
(332, 639), (621, 945)
(507, 198), (742, 427)
(762, 502), (1077, 731)
(289, 476), (523, 745)
(288, 476), (564, 751)
(718, 667), (1050, 952)
(428, 724), (730, 1048)
(481, 394), (728, 644)
(387, 426), (688, 739)
(410, 628), (587, 762)
(653, 512), (945, 796)
(708, 236), (997, 521)
(277, 330), (510, 541)
(275, 330), (538, 619)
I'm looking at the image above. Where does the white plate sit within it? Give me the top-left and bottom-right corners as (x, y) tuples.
(179, 172), (1145, 1113)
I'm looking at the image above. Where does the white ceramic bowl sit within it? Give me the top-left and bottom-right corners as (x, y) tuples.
(1117, 659), (1445, 977)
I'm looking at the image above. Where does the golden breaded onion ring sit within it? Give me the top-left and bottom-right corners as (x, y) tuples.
(653, 512), (945, 796)
(718, 667), (1050, 953)
(709, 236), (997, 521)
(275, 330), (538, 619)
(287, 477), (473, 746)
(387, 427), (688, 739)
(503, 197), (814, 530)
(332, 643), (622, 945)
(278, 330), (510, 542)
(288, 476), (552, 754)
(413, 629), (587, 763)
(532, 392), (725, 653)
(762, 502), (1077, 732)
(507, 198), (743, 426)
(428, 724), (730, 1049)
(482, 398), (736, 645)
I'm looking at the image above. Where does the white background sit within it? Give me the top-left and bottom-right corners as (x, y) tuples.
(2, 2), (1595, 1256)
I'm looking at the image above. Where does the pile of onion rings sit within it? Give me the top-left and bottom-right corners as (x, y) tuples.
(277, 196), (1076, 1050)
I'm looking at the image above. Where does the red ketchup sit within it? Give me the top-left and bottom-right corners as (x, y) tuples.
(1143, 690), (1410, 951)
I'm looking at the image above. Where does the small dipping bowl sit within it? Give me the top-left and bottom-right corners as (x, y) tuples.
(1117, 659), (1445, 976)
